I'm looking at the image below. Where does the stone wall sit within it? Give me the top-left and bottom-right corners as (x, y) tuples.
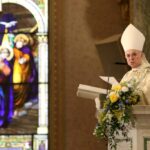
(130, 0), (150, 61)
(50, 0), (128, 150)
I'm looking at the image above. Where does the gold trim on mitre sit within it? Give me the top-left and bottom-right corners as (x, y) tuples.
(121, 24), (145, 52)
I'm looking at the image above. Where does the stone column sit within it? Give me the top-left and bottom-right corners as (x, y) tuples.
(130, 0), (150, 61)
(37, 34), (48, 134)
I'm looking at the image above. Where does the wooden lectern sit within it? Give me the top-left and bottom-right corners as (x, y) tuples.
(77, 84), (150, 150)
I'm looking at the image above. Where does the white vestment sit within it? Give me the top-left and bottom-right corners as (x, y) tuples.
(121, 55), (150, 105)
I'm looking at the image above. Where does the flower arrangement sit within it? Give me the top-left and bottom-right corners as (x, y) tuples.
(93, 79), (140, 149)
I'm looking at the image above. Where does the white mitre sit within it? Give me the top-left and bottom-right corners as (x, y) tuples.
(121, 24), (145, 52)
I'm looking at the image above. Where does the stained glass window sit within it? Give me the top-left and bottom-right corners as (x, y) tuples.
(0, 0), (48, 149)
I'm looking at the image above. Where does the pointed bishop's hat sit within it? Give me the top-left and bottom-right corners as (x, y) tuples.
(121, 24), (145, 52)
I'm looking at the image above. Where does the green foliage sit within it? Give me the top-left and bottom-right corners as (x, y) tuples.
(93, 80), (140, 149)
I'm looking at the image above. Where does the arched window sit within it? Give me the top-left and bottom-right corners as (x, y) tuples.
(0, 0), (48, 149)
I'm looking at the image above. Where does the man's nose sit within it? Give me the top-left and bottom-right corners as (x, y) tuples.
(130, 56), (134, 60)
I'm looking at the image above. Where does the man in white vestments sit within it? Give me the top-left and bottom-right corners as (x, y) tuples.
(94, 24), (150, 110)
(120, 24), (150, 105)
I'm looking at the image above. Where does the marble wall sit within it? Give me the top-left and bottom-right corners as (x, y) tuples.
(130, 0), (150, 61)
(50, 0), (128, 150)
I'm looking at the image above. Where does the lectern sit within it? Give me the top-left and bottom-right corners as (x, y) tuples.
(77, 85), (150, 150)
(113, 105), (150, 150)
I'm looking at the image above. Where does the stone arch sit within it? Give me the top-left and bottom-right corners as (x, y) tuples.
(2, 0), (48, 134)
(2, 0), (46, 33)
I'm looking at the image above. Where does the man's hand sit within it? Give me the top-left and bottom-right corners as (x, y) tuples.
(18, 58), (26, 64)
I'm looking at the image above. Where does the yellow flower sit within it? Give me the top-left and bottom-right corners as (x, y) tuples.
(113, 110), (124, 121)
(109, 92), (119, 103)
(111, 84), (122, 91)
(98, 113), (105, 123)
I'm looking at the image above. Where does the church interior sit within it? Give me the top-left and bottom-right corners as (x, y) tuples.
(50, 0), (150, 150)
(0, 0), (150, 150)
(0, 0), (48, 149)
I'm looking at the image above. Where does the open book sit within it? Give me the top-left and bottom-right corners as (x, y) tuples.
(77, 76), (118, 100)
(77, 84), (107, 100)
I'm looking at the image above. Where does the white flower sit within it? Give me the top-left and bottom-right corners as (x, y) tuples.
(121, 86), (129, 92)
(106, 113), (113, 121)
(127, 83), (132, 88)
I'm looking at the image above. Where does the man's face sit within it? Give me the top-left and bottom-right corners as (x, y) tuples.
(0, 48), (9, 60)
(125, 49), (143, 68)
